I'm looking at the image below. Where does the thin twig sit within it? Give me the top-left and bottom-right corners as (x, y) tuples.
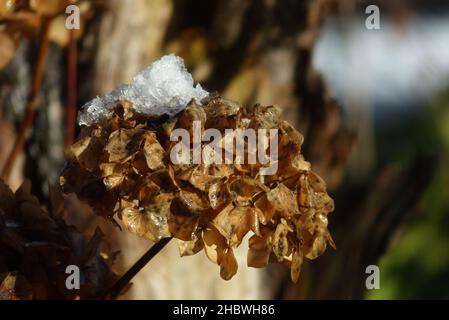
(65, 27), (78, 147)
(104, 237), (173, 300)
(1, 19), (51, 180)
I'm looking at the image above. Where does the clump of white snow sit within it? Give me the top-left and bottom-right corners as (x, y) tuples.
(78, 54), (209, 126)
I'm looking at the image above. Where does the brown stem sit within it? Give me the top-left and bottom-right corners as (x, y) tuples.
(104, 237), (172, 300)
(65, 27), (78, 147)
(1, 19), (51, 180)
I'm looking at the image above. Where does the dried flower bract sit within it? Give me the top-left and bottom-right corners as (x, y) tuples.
(0, 180), (118, 299)
(61, 96), (335, 282)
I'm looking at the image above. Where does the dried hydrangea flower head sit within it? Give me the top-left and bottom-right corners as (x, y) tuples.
(61, 55), (335, 283)
(0, 180), (118, 299)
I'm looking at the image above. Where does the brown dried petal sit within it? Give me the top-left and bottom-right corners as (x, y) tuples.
(202, 226), (227, 264)
(327, 232), (337, 250)
(208, 180), (228, 210)
(209, 164), (234, 178)
(176, 101), (207, 135)
(178, 232), (203, 257)
(136, 179), (160, 204)
(121, 204), (170, 242)
(276, 153), (311, 181)
(279, 120), (304, 148)
(105, 128), (143, 163)
(305, 234), (327, 260)
(189, 165), (220, 191)
(290, 249), (303, 283)
(142, 132), (165, 170)
(228, 177), (267, 206)
(314, 192), (335, 212)
(131, 152), (150, 175)
(254, 194), (275, 224)
(307, 171), (327, 193)
(272, 220), (291, 262)
(212, 204), (257, 246)
(99, 162), (128, 190)
(204, 96), (240, 130)
(66, 136), (103, 172)
(315, 213), (328, 229)
(247, 233), (271, 268)
(178, 190), (210, 213)
(149, 169), (178, 192)
(168, 199), (199, 241)
(298, 174), (314, 208)
(219, 248), (238, 280)
(103, 174), (124, 190)
(266, 183), (299, 218)
(248, 105), (281, 130)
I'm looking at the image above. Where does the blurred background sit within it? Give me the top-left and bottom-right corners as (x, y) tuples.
(1, 0), (449, 299)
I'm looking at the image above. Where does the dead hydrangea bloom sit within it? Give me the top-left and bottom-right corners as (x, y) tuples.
(61, 96), (335, 282)
(0, 179), (118, 299)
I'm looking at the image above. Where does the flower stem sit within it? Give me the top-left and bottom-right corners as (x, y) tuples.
(65, 27), (78, 147)
(1, 18), (51, 180)
(104, 237), (173, 300)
